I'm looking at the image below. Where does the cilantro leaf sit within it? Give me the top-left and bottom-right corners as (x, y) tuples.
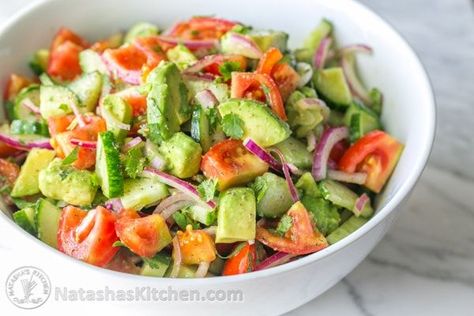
(62, 147), (79, 166)
(172, 211), (200, 230)
(142, 254), (171, 269)
(207, 108), (220, 134)
(222, 113), (244, 139)
(219, 61), (242, 81)
(124, 145), (146, 179)
(275, 215), (293, 236)
(112, 240), (127, 248)
(197, 178), (217, 202)
(250, 176), (268, 204)
(301, 195), (340, 236)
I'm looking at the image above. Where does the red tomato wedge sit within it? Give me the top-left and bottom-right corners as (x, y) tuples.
(271, 63), (300, 101)
(338, 130), (404, 193)
(115, 88), (147, 117)
(58, 206), (119, 267)
(231, 72), (287, 120)
(115, 209), (172, 258)
(176, 225), (216, 265)
(48, 28), (88, 81)
(256, 47), (284, 75)
(222, 243), (256, 276)
(168, 17), (236, 40)
(201, 139), (268, 190)
(256, 201), (328, 255)
(0, 159), (20, 185)
(102, 45), (147, 85)
(202, 55), (248, 77)
(3, 74), (33, 101)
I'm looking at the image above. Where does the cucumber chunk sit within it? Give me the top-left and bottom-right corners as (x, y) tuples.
(319, 179), (373, 217)
(183, 205), (217, 226)
(326, 215), (369, 244)
(11, 148), (56, 197)
(102, 95), (133, 141)
(79, 49), (109, 74)
(39, 85), (79, 119)
(29, 49), (49, 76)
(68, 72), (103, 112)
(273, 137), (312, 169)
(313, 68), (352, 108)
(13, 85), (40, 121)
(124, 22), (159, 43)
(121, 176), (169, 210)
(248, 30), (289, 52)
(295, 19), (332, 63)
(191, 107), (211, 152)
(140, 253), (171, 277)
(159, 132), (202, 178)
(252, 172), (293, 218)
(35, 198), (62, 248)
(13, 207), (37, 235)
(344, 102), (381, 142)
(96, 131), (124, 198)
(39, 73), (56, 86)
(10, 120), (49, 137)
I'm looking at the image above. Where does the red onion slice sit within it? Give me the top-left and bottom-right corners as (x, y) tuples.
(353, 193), (370, 217)
(255, 252), (295, 271)
(296, 62), (313, 88)
(144, 167), (216, 209)
(327, 170), (367, 185)
(157, 36), (218, 50)
(21, 98), (41, 114)
(170, 237), (182, 278)
(0, 133), (53, 150)
(271, 149), (299, 202)
(339, 44), (373, 56)
(313, 36), (332, 69)
(105, 198), (123, 212)
(224, 33), (263, 59)
(122, 137), (142, 152)
(101, 51), (141, 85)
(184, 54), (224, 74)
(68, 101), (87, 128)
(182, 72), (217, 82)
(312, 127), (349, 181)
(194, 261), (210, 278)
(153, 192), (194, 215)
(70, 138), (97, 149)
(340, 45), (373, 105)
(150, 156), (166, 170)
(243, 138), (281, 171)
(195, 89), (219, 109)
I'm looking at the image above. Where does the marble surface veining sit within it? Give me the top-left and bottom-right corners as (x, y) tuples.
(0, 1), (473, 315)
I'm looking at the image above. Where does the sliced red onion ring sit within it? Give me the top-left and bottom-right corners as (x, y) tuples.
(150, 156), (166, 170)
(21, 98), (41, 114)
(0, 133), (53, 150)
(101, 104), (131, 131)
(153, 192), (194, 215)
(122, 137), (142, 152)
(255, 252), (295, 271)
(170, 237), (182, 278)
(327, 159), (338, 170)
(339, 44), (373, 56)
(224, 33), (262, 59)
(68, 101), (87, 128)
(157, 36), (218, 50)
(313, 36), (332, 69)
(184, 54), (224, 73)
(102, 51), (141, 85)
(105, 198), (123, 212)
(194, 261), (210, 278)
(296, 62), (313, 88)
(287, 163), (303, 176)
(312, 127), (349, 181)
(295, 98), (330, 121)
(160, 200), (193, 220)
(327, 170), (367, 185)
(271, 149), (299, 202)
(144, 167), (216, 209)
(202, 226), (217, 237)
(195, 89), (219, 109)
(353, 193), (370, 217)
(243, 138), (281, 171)
(70, 138), (97, 149)
(182, 72), (217, 82)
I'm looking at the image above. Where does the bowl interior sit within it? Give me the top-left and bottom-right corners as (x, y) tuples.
(0, 0), (434, 270)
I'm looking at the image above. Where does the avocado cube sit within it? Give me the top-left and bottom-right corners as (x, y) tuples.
(216, 188), (256, 243)
(159, 132), (202, 178)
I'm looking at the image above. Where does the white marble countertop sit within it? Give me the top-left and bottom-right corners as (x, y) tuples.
(0, 1), (473, 315)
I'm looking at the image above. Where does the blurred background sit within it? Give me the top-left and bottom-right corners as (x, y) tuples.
(0, 0), (473, 315)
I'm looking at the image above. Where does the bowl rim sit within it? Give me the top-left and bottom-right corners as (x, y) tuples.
(0, 0), (436, 285)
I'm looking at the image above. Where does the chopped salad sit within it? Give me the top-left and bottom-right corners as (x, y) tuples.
(0, 17), (403, 277)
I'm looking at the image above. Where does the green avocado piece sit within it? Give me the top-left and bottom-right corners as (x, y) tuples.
(11, 148), (56, 197)
(159, 132), (202, 178)
(295, 172), (321, 197)
(218, 99), (291, 147)
(216, 187), (256, 243)
(301, 195), (340, 236)
(38, 158), (98, 206)
(252, 173), (293, 218)
(124, 22), (159, 43)
(184, 78), (230, 103)
(146, 62), (191, 143)
(68, 71), (103, 113)
(166, 44), (197, 70)
(102, 95), (133, 141)
(313, 68), (352, 108)
(248, 30), (289, 52)
(274, 137), (312, 169)
(286, 89), (325, 138)
(121, 176), (169, 210)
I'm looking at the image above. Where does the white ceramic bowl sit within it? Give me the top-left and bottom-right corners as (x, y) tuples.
(0, 0), (435, 314)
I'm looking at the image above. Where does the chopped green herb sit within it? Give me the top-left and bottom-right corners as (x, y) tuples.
(142, 253), (170, 269)
(222, 113), (244, 139)
(275, 214), (293, 236)
(112, 240), (127, 248)
(124, 145), (146, 179)
(250, 176), (268, 204)
(172, 211), (200, 231)
(62, 147), (79, 166)
(207, 108), (220, 134)
(197, 178), (217, 202)
(219, 61), (242, 81)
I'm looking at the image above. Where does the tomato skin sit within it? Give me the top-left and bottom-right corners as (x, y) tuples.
(177, 225), (216, 265)
(338, 130), (404, 193)
(48, 115), (75, 137)
(256, 47), (283, 75)
(48, 41), (84, 81)
(58, 206), (119, 267)
(3, 74), (33, 101)
(222, 243), (256, 276)
(115, 209), (172, 258)
(203, 54), (248, 77)
(201, 139), (269, 190)
(115, 89), (147, 117)
(169, 17), (236, 40)
(256, 202), (328, 255)
(231, 72), (287, 120)
(0, 143), (21, 158)
(50, 27), (88, 51)
(271, 63), (300, 101)
(0, 159), (20, 185)
(134, 36), (167, 69)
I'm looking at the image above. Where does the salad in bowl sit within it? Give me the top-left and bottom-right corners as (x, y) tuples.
(0, 16), (403, 278)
